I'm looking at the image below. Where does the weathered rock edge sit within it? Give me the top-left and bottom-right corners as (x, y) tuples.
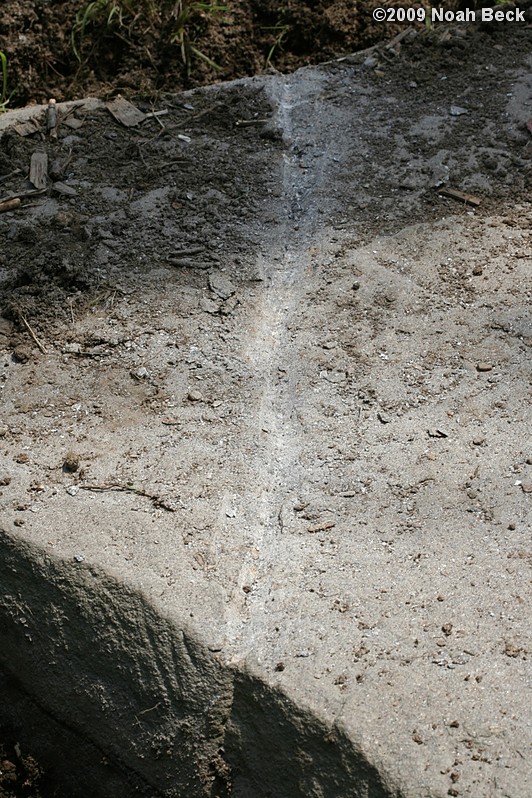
(0, 530), (399, 798)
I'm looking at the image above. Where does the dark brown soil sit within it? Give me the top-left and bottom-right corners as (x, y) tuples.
(1, 0), (415, 107)
(0, 735), (56, 798)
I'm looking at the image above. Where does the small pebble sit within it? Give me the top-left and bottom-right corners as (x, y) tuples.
(12, 347), (30, 363)
(363, 55), (378, 69)
(63, 342), (82, 354)
(476, 362), (493, 372)
(131, 366), (150, 380)
(472, 265), (483, 276)
(208, 271), (235, 300)
(63, 451), (80, 472)
(188, 389), (203, 402)
(450, 105), (469, 116)
(66, 485), (79, 496)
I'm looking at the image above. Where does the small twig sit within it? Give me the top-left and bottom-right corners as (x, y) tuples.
(0, 168), (22, 184)
(173, 103), (221, 128)
(437, 187), (481, 207)
(0, 197), (21, 213)
(0, 188), (47, 203)
(235, 118), (270, 127)
(20, 314), (47, 354)
(80, 483), (153, 497)
(144, 109), (169, 120)
(137, 702), (161, 716)
(59, 105), (79, 124)
(79, 483), (178, 511)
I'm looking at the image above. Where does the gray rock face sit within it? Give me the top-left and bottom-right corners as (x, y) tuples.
(0, 22), (531, 798)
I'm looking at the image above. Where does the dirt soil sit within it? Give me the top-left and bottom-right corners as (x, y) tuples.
(3, 0), (433, 107)
(0, 6), (531, 798)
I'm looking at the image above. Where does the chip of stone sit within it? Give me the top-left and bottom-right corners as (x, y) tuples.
(209, 271), (235, 300)
(188, 389), (203, 402)
(476, 362), (493, 372)
(131, 366), (150, 380)
(199, 297), (221, 314)
(13, 346), (30, 363)
(521, 483), (532, 494)
(63, 342), (82, 354)
(220, 295), (239, 316)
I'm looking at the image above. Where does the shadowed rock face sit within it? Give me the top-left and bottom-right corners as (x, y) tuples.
(0, 532), (396, 798)
(0, 20), (531, 798)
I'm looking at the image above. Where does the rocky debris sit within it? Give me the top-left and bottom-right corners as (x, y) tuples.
(208, 271), (236, 300)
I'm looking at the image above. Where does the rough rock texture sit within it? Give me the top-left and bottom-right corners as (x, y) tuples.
(0, 19), (531, 798)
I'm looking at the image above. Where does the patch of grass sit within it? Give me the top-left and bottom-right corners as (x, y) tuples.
(169, 2), (226, 76)
(0, 50), (11, 112)
(71, 0), (152, 62)
(263, 24), (290, 69)
(71, 0), (225, 76)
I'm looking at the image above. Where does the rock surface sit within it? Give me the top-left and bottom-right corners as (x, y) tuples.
(0, 19), (531, 798)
